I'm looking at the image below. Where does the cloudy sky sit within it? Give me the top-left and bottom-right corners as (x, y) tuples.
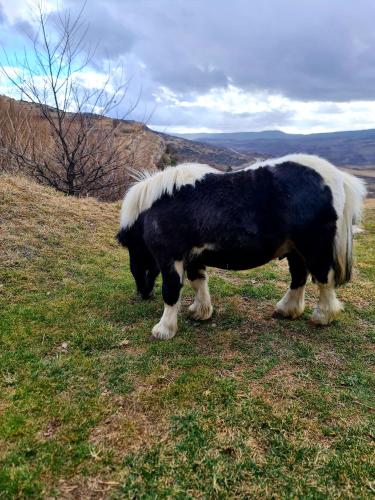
(1, 0), (375, 134)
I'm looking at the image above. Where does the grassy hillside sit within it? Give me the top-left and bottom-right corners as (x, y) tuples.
(1, 175), (374, 498)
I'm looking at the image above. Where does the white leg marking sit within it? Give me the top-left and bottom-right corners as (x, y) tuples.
(152, 301), (180, 339)
(174, 260), (184, 284)
(274, 286), (306, 319)
(188, 270), (213, 321)
(310, 270), (343, 325)
(152, 260), (184, 340)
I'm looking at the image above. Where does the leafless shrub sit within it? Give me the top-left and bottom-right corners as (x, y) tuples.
(0, 3), (139, 200)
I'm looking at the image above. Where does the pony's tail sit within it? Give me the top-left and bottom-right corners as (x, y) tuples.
(334, 172), (366, 286)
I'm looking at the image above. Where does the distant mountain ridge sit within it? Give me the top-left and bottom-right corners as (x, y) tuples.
(180, 129), (375, 167)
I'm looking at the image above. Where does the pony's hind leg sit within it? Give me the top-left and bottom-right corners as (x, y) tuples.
(310, 269), (343, 325)
(274, 251), (308, 319)
(304, 237), (344, 325)
(152, 261), (184, 340)
(187, 265), (213, 321)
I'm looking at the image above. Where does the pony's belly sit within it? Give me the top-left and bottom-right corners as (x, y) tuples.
(202, 248), (275, 271)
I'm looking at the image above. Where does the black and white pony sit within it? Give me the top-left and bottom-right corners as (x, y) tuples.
(117, 154), (366, 340)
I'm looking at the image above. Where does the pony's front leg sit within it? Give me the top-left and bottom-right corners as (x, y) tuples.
(152, 261), (184, 340)
(274, 251), (308, 319)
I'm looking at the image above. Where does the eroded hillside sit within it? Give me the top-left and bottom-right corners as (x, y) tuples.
(0, 96), (255, 201)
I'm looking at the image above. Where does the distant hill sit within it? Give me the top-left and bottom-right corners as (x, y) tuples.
(180, 129), (375, 167)
(157, 132), (255, 171)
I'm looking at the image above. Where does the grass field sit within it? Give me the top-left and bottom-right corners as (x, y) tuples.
(1, 175), (374, 498)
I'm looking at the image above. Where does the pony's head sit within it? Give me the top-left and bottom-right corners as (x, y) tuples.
(117, 224), (159, 299)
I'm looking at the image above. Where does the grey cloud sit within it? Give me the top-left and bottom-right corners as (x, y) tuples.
(13, 19), (36, 39)
(6, 0), (375, 131)
(14, 0), (375, 102)
(0, 4), (5, 24)
(59, 0), (135, 63)
(315, 103), (343, 114)
(63, 0), (375, 102)
(143, 104), (294, 133)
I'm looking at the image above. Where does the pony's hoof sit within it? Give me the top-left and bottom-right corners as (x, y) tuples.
(151, 321), (177, 340)
(188, 303), (213, 321)
(309, 315), (330, 326)
(273, 289), (305, 320)
(310, 301), (343, 325)
(272, 308), (303, 320)
(309, 311), (332, 326)
(272, 309), (291, 319)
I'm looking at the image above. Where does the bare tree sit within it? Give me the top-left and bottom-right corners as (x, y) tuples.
(0, 3), (138, 199)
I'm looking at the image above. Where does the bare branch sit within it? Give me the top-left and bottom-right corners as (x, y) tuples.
(0, 2), (139, 200)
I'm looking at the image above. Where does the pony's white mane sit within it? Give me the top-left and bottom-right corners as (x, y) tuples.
(120, 163), (219, 229)
(245, 154), (347, 215)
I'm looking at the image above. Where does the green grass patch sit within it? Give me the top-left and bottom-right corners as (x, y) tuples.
(0, 178), (374, 498)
